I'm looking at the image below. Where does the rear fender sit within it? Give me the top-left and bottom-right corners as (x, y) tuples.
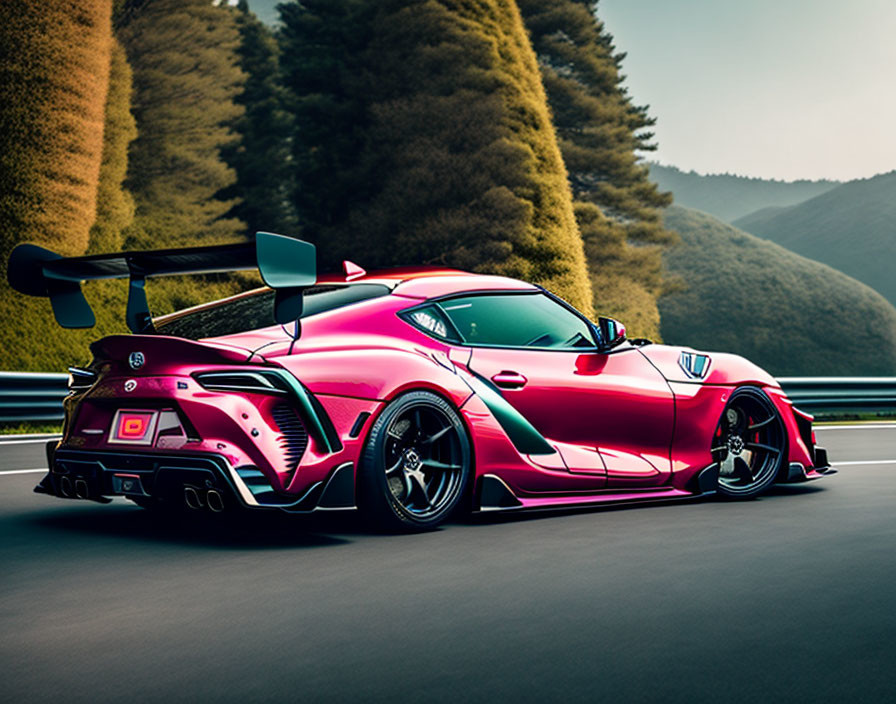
(277, 348), (474, 407)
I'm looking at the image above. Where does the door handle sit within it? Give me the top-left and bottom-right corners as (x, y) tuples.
(491, 371), (528, 389)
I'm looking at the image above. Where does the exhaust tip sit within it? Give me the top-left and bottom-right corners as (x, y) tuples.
(206, 489), (225, 513)
(59, 475), (73, 498)
(74, 479), (90, 499)
(184, 486), (203, 510)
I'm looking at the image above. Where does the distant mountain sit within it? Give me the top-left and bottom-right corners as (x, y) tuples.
(732, 170), (896, 307)
(659, 206), (896, 376)
(650, 164), (839, 223)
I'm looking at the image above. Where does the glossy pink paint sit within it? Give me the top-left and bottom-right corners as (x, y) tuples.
(54, 265), (829, 512)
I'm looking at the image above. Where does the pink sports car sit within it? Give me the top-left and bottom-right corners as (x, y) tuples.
(8, 233), (834, 530)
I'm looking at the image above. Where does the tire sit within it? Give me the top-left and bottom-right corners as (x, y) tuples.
(358, 391), (472, 531)
(712, 386), (787, 499)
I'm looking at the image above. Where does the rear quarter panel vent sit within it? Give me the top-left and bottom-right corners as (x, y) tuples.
(271, 403), (309, 472)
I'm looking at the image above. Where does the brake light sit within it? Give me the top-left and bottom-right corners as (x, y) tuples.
(121, 415), (148, 438)
(111, 410), (157, 444)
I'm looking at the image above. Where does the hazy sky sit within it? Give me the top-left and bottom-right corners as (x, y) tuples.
(249, 0), (896, 181)
(599, 0), (896, 180)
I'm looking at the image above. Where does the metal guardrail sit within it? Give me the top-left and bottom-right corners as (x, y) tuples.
(777, 378), (896, 412)
(0, 372), (894, 424)
(0, 372), (69, 422)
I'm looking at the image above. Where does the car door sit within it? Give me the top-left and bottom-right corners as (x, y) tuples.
(437, 292), (675, 487)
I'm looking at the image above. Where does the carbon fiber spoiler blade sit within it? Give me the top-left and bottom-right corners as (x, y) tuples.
(7, 232), (316, 332)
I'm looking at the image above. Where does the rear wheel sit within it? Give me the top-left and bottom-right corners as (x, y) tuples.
(359, 391), (471, 531)
(712, 387), (786, 498)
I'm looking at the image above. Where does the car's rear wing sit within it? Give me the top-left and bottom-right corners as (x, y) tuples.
(7, 232), (316, 333)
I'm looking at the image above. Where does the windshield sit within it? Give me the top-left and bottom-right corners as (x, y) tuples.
(155, 284), (390, 339)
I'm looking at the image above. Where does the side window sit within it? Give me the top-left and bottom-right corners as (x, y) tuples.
(437, 293), (596, 349)
(400, 305), (460, 342)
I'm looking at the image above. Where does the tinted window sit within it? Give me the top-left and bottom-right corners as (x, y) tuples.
(436, 293), (595, 349)
(401, 305), (460, 342)
(156, 284), (390, 339)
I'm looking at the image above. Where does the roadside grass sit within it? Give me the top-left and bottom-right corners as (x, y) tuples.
(0, 422), (62, 436)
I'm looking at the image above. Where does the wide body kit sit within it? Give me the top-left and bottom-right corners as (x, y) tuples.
(9, 235), (834, 526)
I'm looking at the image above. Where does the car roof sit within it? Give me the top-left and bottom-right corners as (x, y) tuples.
(152, 266), (538, 328)
(316, 266), (538, 299)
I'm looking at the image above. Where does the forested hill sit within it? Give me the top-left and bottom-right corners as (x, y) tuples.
(732, 170), (896, 308)
(649, 164), (839, 223)
(660, 206), (896, 376)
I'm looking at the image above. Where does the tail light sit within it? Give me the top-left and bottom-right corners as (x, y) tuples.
(67, 366), (97, 392)
(194, 371), (288, 395)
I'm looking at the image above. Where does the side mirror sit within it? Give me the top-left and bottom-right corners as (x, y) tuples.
(597, 317), (626, 351)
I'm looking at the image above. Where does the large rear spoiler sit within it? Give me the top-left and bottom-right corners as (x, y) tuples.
(7, 232), (316, 333)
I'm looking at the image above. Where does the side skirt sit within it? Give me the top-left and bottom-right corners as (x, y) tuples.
(476, 465), (718, 514)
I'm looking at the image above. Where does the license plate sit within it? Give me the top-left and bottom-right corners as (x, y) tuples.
(110, 410), (158, 445)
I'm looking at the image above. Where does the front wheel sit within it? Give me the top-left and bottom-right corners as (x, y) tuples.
(712, 387), (786, 498)
(359, 391), (471, 531)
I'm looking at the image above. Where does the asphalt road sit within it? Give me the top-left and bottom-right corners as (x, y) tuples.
(1, 426), (895, 703)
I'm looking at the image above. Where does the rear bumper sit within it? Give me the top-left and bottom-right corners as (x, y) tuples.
(37, 447), (355, 513)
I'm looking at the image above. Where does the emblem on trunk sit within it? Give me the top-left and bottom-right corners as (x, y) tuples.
(124, 379), (137, 393)
(129, 351), (145, 370)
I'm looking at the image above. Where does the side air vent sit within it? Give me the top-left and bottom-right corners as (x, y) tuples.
(271, 403), (309, 472)
(679, 351), (711, 380)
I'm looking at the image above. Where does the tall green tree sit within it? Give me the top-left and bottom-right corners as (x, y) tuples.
(280, 0), (594, 314)
(118, 0), (246, 249)
(0, 0), (118, 372)
(220, 0), (298, 236)
(0, 0), (113, 259)
(88, 39), (137, 254)
(518, 0), (675, 337)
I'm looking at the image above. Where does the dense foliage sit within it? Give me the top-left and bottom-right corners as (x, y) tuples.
(650, 164), (839, 223)
(0, 0), (114, 370)
(118, 0), (246, 249)
(280, 0), (594, 314)
(0, 0), (113, 258)
(661, 206), (896, 376)
(0, 1), (245, 370)
(220, 0), (298, 236)
(517, 0), (674, 337)
(88, 40), (137, 254)
(732, 170), (896, 307)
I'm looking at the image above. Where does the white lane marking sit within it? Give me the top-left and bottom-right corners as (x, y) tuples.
(0, 468), (47, 475)
(817, 425), (896, 430)
(834, 460), (896, 466)
(0, 436), (62, 445)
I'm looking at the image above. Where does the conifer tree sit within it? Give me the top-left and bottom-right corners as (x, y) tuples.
(88, 40), (137, 254)
(518, 0), (675, 336)
(118, 0), (246, 249)
(221, 1), (298, 236)
(280, 0), (593, 314)
(0, 0), (113, 259)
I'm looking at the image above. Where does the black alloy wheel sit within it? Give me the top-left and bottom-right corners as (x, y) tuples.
(359, 391), (471, 531)
(711, 386), (786, 498)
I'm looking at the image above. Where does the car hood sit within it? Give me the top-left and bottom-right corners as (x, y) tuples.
(638, 344), (779, 387)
